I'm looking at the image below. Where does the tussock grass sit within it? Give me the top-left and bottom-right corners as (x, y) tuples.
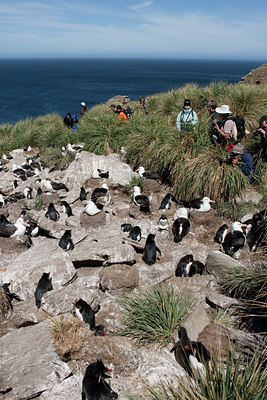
(210, 308), (234, 326)
(40, 146), (75, 169)
(118, 284), (192, 347)
(0, 81), (266, 200)
(220, 264), (267, 332)
(49, 315), (86, 359)
(221, 264), (267, 301)
(170, 146), (249, 201)
(216, 201), (260, 221)
(130, 352), (267, 400)
(77, 104), (127, 155)
(124, 175), (145, 194)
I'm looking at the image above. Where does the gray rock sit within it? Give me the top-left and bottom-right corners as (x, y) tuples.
(99, 264), (139, 291)
(0, 321), (71, 399)
(235, 189), (263, 205)
(183, 300), (211, 341)
(64, 151), (135, 188)
(205, 251), (246, 283)
(4, 241), (77, 300)
(39, 375), (82, 400)
(70, 238), (136, 267)
(205, 292), (241, 309)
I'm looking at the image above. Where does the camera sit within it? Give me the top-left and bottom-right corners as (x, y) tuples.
(254, 126), (267, 144)
(226, 152), (237, 163)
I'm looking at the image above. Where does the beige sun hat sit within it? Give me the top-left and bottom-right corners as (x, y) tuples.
(215, 105), (232, 114)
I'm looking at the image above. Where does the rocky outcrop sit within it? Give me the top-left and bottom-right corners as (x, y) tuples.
(0, 148), (265, 399)
(239, 63), (267, 85)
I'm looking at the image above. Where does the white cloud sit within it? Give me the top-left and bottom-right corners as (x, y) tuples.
(128, 1), (153, 11)
(0, 1), (266, 58)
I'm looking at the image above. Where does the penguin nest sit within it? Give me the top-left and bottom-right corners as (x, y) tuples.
(50, 316), (88, 359)
(0, 288), (10, 319)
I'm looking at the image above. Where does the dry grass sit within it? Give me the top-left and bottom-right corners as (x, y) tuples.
(49, 315), (87, 359)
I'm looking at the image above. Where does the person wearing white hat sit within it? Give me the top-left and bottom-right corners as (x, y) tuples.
(213, 104), (236, 146)
(80, 101), (88, 116)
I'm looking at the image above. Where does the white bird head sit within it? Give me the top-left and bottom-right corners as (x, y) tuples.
(202, 197), (215, 204)
(133, 186), (141, 196)
(137, 166), (145, 176)
(232, 221), (247, 232)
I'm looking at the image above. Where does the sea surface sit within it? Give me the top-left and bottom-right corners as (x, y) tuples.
(0, 59), (264, 125)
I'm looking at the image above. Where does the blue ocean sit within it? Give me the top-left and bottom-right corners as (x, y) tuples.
(0, 59), (264, 125)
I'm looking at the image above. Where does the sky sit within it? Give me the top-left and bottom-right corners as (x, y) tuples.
(0, 0), (266, 59)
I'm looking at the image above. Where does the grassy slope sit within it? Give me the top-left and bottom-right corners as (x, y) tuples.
(0, 82), (266, 202)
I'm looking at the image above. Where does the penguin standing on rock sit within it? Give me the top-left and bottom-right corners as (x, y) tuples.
(171, 326), (210, 382)
(81, 360), (118, 400)
(172, 208), (190, 243)
(214, 224), (228, 244)
(121, 223), (132, 233)
(143, 233), (161, 265)
(80, 187), (88, 201)
(23, 187), (33, 199)
(34, 272), (53, 308)
(175, 254), (194, 277)
(45, 203), (60, 222)
(73, 299), (105, 336)
(159, 193), (172, 210)
(129, 226), (141, 241)
(189, 261), (205, 277)
(157, 214), (169, 231)
(59, 230), (74, 251)
(60, 200), (73, 217)
(222, 221), (247, 257)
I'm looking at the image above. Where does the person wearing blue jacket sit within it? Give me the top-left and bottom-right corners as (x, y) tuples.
(176, 99), (198, 131)
(228, 143), (255, 181)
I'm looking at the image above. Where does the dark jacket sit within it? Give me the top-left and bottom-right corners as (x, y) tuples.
(238, 151), (255, 179)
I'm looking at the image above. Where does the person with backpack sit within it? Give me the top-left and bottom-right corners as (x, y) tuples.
(122, 100), (134, 119)
(213, 104), (239, 150)
(116, 105), (128, 121)
(176, 99), (198, 132)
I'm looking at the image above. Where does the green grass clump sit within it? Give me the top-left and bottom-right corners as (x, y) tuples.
(221, 264), (267, 301)
(130, 352), (266, 400)
(118, 284), (192, 347)
(220, 264), (267, 331)
(40, 146), (75, 169)
(216, 200), (259, 221)
(76, 104), (127, 155)
(123, 175), (145, 195)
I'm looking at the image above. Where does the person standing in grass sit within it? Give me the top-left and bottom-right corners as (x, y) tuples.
(116, 105), (128, 121)
(207, 100), (220, 143)
(80, 101), (88, 116)
(176, 99), (198, 132)
(254, 115), (267, 161)
(213, 104), (236, 150)
(139, 96), (149, 115)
